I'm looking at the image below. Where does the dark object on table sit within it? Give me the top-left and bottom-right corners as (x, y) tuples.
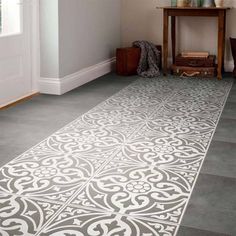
(230, 38), (236, 77)
(116, 45), (162, 76)
(171, 65), (216, 78)
(175, 54), (216, 67)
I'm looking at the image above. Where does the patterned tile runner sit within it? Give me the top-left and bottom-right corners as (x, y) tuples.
(0, 77), (233, 236)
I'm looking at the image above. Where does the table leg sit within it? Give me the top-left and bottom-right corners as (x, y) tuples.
(217, 10), (225, 80)
(171, 16), (176, 65)
(163, 10), (169, 76)
(222, 11), (226, 73)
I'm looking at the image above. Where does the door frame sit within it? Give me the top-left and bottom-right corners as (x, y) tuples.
(31, 0), (40, 93)
(0, 0), (40, 108)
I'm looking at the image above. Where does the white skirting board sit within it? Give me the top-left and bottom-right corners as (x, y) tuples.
(39, 57), (116, 95)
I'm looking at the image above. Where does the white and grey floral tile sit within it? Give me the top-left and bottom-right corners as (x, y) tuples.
(0, 153), (107, 202)
(40, 205), (178, 236)
(0, 191), (62, 236)
(70, 160), (195, 224)
(112, 136), (205, 172)
(51, 126), (126, 153)
(0, 77), (233, 236)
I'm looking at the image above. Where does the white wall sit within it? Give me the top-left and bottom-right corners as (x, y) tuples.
(58, 0), (121, 77)
(39, 0), (121, 94)
(40, 0), (121, 78)
(40, 0), (59, 78)
(121, 0), (236, 69)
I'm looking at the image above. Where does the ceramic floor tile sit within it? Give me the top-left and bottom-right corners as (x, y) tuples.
(181, 203), (236, 235)
(113, 135), (205, 172)
(71, 161), (197, 224)
(221, 102), (236, 119)
(181, 174), (236, 235)
(0, 154), (106, 203)
(177, 226), (230, 236)
(91, 79), (174, 112)
(66, 110), (146, 139)
(157, 105), (222, 123)
(226, 90), (236, 103)
(0, 143), (34, 167)
(213, 118), (236, 143)
(48, 124), (128, 155)
(174, 87), (230, 104)
(40, 205), (178, 236)
(231, 82), (236, 91)
(201, 141), (236, 178)
(0, 117), (59, 147)
(183, 174), (236, 212)
(80, 105), (153, 127)
(136, 112), (218, 141)
(0, 191), (62, 236)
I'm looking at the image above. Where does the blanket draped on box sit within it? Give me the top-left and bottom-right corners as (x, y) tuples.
(133, 41), (161, 78)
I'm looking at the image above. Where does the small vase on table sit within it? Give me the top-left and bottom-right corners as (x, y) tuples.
(191, 0), (201, 7)
(171, 0), (177, 6)
(214, 0), (224, 7)
(177, 0), (187, 7)
(202, 0), (215, 7)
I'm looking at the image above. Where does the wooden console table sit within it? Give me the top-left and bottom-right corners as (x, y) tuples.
(158, 7), (230, 80)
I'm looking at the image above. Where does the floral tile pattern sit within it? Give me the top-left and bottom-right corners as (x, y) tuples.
(71, 161), (193, 223)
(40, 206), (178, 236)
(113, 135), (205, 171)
(0, 153), (107, 202)
(0, 77), (232, 235)
(0, 192), (61, 236)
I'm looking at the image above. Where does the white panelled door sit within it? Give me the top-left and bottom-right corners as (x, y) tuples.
(0, 0), (32, 107)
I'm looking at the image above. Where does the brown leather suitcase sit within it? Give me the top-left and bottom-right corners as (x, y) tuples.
(172, 65), (216, 78)
(116, 45), (162, 76)
(175, 54), (216, 67)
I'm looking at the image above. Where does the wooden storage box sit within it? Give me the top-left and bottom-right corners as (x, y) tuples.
(172, 65), (216, 78)
(116, 45), (162, 76)
(175, 54), (216, 67)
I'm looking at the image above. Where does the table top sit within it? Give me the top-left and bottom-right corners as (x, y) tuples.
(157, 6), (231, 10)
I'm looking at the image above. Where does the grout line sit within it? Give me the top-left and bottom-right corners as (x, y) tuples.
(103, 155), (204, 174)
(66, 203), (179, 227)
(199, 171), (236, 180)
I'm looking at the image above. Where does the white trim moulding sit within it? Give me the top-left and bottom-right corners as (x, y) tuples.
(39, 57), (116, 95)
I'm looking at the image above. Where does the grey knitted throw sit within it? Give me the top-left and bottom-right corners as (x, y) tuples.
(133, 41), (161, 78)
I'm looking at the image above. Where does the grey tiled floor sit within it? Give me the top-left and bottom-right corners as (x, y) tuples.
(0, 73), (235, 236)
(178, 78), (236, 236)
(0, 74), (138, 166)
